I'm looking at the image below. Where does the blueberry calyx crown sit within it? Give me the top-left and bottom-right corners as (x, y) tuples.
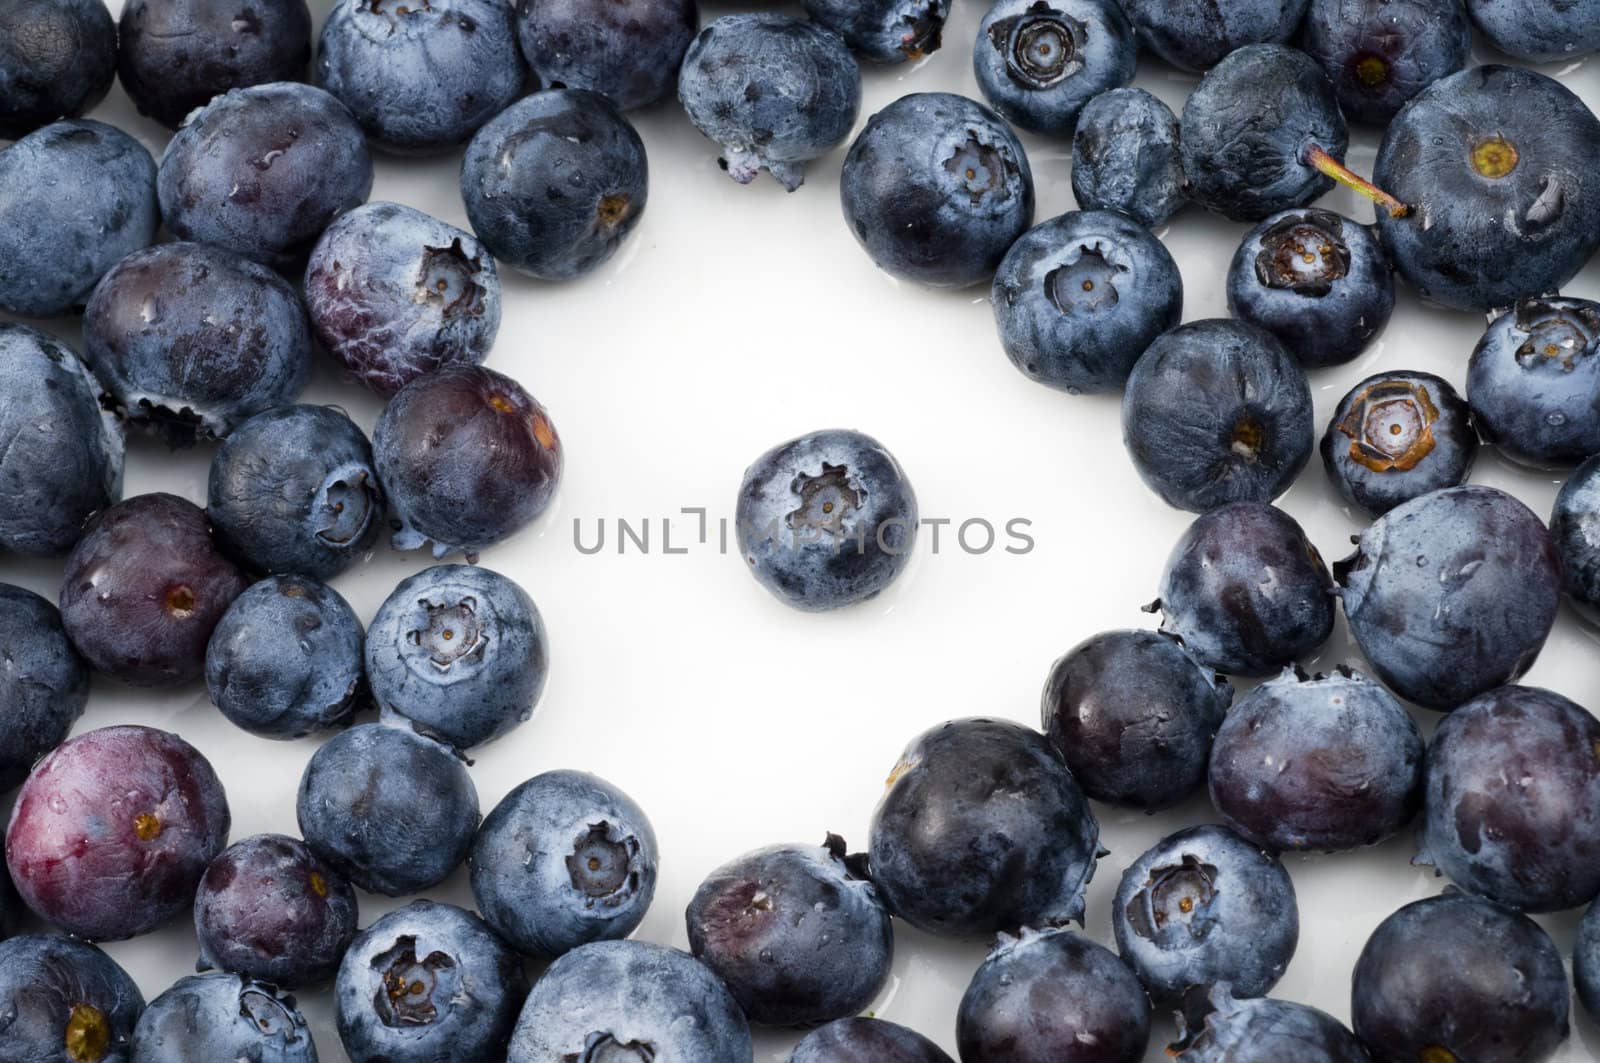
(565, 821), (643, 908)
(239, 984), (304, 1040)
(1254, 210), (1351, 297)
(417, 240), (490, 319)
(64, 1003), (111, 1063)
(1352, 53), (1390, 89)
(408, 595), (489, 671)
(597, 195), (633, 230)
(373, 936), (455, 1028)
(1472, 136), (1519, 180)
(944, 133), (1020, 206)
(316, 466), (379, 547)
(1124, 853), (1218, 946)
(988, 2), (1086, 90)
(786, 462), (865, 536)
(567, 1032), (657, 1062)
(823, 831), (874, 881)
(1512, 299), (1600, 372)
(898, 1), (946, 60)
(1047, 244), (1124, 316)
(1337, 378), (1440, 473)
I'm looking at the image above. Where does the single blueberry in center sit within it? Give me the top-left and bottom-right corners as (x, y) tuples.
(566, 822), (640, 906)
(1254, 214), (1351, 296)
(373, 938), (457, 1028)
(408, 596), (488, 669)
(1124, 855), (1219, 946)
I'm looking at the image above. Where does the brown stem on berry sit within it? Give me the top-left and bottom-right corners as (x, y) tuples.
(1302, 144), (1409, 219)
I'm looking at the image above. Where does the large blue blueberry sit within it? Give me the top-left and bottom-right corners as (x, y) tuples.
(0, 585), (89, 794)
(1119, 0), (1309, 71)
(507, 940), (753, 1062)
(1122, 320), (1314, 513)
(1113, 825), (1298, 1005)
(207, 405), (382, 579)
(991, 210), (1182, 394)
(1041, 629), (1231, 811)
(0, 935), (144, 1063)
(158, 82), (373, 267)
(0, 121), (158, 318)
(791, 1018), (953, 1062)
(0, 325), (123, 557)
(514, 0), (696, 110)
(958, 928), (1149, 1063)
(1321, 370), (1477, 518)
(461, 89), (646, 281)
(679, 15), (860, 191)
(1170, 987), (1367, 1061)
(305, 202), (500, 397)
(83, 243), (312, 446)
(318, 0), (527, 155)
(118, 0), (312, 129)
(366, 564), (547, 750)
(1551, 454), (1600, 617)
(1467, 296), (1600, 469)
(131, 975), (314, 1063)
(1209, 666), (1424, 852)
(1577, 898), (1600, 1022)
(1300, 0), (1470, 124)
(1467, 0), (1600, 61)
(803, 0), (949, 62)
(1335, 485), (1562, 710)
(868, 718), (1100, 936)
(470, 770), (657, 960)
(1352, 892), (1568, 1063)
(1373, 65), (1600, 312)
(841, 92), (1034, 289)
(686, 836), (892, 1027)
(735, 429), (918, 611)
(0, 0), (116, 139)
(1070, 88), (1186, 229)
(972, 0), (1134, 136)
(336, 900), (528, 1063)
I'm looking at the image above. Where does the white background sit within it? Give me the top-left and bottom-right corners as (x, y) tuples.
(6, 0), (1600, 1059)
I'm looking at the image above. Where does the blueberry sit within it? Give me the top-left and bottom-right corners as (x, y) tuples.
(1335, 485), (1562, 710)
(0, 121), (158, 318)
(207, 404), (382, 580)
(461, 89), (647, 281)
(514, 0), (695, 110)
(305, 202), (501, 397)
(957, 927), (1150, 1063)
(506, 940), (753, 1062)
(1119, 0), (1309, 71)
(841, 92), (1035, 288)
(318, 0), (527, 155)
(1069, 88), (1186, 229)
(118, 0), (312, 129)
(1467, 296), (1600, 469)
(1551, 454), (1600, 616)
(1112, 825), (1299, 1005)
(1352, 892), (1568, 1063)
(868, 718), (1100, 936)
(972, 0), (1134, 136)
(1226, 209), (1394, 370)
(83, 243), (313, 446)
(1373, 65), (1600, 312)
(1299, 0), (1471, 125)
(336, 899), (528, 1063)
(735, 429), (918, 611)
(0, 0), (116, 139)
(7, 725), (230, 941)
(1320, 370), (1477, 518)
(0, 585), (88, 794)
(0, 324), (123, 557)
(1209, 666), (1424, 853)
(296, 722), (479, 896)
(373, 364), (563, 560)
(991, 210), (1183, 394)
(803, 0), (949, 62)
(1122, 320), (1314, 513)
(686, 835), (892, 1027)
(194, 834), (358, 989)
(59, 493), (249, 688)
(791, 1018), (954, 1063)
(1155, 503), (1335, 679)
(1170, 986), (1368, 1062)
(366, 564), (547, 750)
(1466, 0), (1600, 61)
(131, 974), (314, 1063)
(157, 82), (373, 267)
(0, 935), (144, 1063)
(1576, 898), (1600, 1022)
(205, 576), (364, 741)
(1041, 629), (1232, 810)
(678, 15), (859, 192)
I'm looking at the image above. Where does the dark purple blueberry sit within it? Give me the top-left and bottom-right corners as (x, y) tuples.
(6, 725), (231, 941)
(0, 934), (145, 1063)
(0, 585), (89, 794)
(0, 0), (118, 139)
(514, 0), (697, 110)
(1120, 0), (1309, 72)
(1299, 0), (1471, 125)
(1171, 986), (1368, 1061)
(130, 974), (315, 1062)
(1552, 453), (1600, 618)
(1576, 897), (1600, 1022)
(1320, 370), (1477, 518)
(792, 1018), (953, 1062)
(58, 494), (248, 688)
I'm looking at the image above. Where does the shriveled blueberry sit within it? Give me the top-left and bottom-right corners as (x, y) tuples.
(0, 121), (158, 318)
(0, 325), (122, 557)
(158, 82), (373, 267)
(83, 243), (312, 446)
(7, 725), (230, 941)
(1352, 892), (1569, 1063)
(958, 927), (1149, 1063)
(207, 405), (382, 579)
(1300, 0), (1470, 125)
(131, 974), (314, 1063)
(296, 722), (479, 896)
(1335, 485), (1561, 710)
(1321, 370), (1477, 518)
(1113, 825), (1298, 1005)
(973, 0), (1134, 136)
(841, 92), (1034, 289)
(514, 0), (696, 110)
(205, 576), (364, 741)
(0, 0), (117, 139)
(1551, 454), (1600, 617)
(336, 900), (527, 1063)
(305, 202), (500, 397)
(868, 718), (1100, 937)
(992, 210), (1182, 394)
(1468, 296), (1600, 469)
(1070, 88), (1186, 229)
(507, 940), (752, 1063)
(1467, 0), (1600, 61)
(461, 89), (647, 280)
(0, 935), (144, 1063)
(118, 0), (312, 129)
(366, 564), (546, 750)
(792, 1018), (953, 1063)
(1170, 986), (1367, 1061)
(59, 494), (248, 688)
(0, 585), (88, 794)
(318, 0), (527, 155)
(804, 0), (948, 62)
(736, 429), (917, 611)
(1120, 0), (1309, 71)
(195, 834), (358, 989)
(1576, 898), (1600, 1022)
